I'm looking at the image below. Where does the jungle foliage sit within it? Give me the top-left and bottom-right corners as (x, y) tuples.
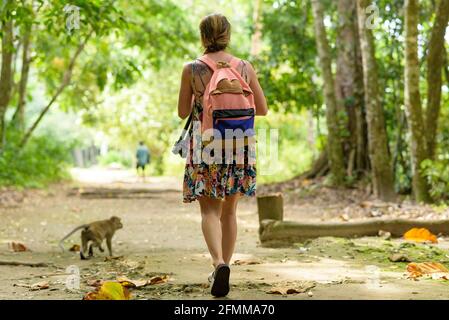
(0, 0), (449, 203)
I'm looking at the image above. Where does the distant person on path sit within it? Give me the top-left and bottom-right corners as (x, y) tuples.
(177, 14), (268, 297)
(136, 141), (150, 180)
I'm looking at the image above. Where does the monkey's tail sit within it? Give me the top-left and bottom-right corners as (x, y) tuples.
(59, 224), (88, 252)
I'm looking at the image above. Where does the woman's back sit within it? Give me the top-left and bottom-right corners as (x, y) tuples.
(190, 54), (249, 102)
(176, 13), (268, 299)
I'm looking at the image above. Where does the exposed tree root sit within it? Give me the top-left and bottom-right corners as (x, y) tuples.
(259, 150), (329, 195)
(301, 150), (329, 180)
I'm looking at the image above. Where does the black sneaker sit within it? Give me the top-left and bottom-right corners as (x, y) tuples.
(210, 264), (230, 297)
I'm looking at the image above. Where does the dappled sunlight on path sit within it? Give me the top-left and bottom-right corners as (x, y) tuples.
(70, 167), (181, 191)
(1, 167), (449, 299)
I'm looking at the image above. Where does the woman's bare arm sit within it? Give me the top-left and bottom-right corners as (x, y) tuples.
(247, 62), (268, 116)
(177, 63), (193, 119)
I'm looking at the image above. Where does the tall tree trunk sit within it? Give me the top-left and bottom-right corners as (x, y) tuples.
(357, 0), (396, 201)
(0, 19), (14, 152)
(444, 50), (449, 86)
(311, 0), (346, 185)
(354, 35), (369, 174)
(11, 26), (32, 132)
(404, 0), (431, 203)
(335, 0), (368, 177)
(425, 0), (449, 159)
(388, 31), (408, 193)
(20, 29), (94, 148)
(392, 111), (408, 191)
(250, 0), (263, 57)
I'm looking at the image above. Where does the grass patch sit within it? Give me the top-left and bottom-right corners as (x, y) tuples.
(296, 237), (449, 270)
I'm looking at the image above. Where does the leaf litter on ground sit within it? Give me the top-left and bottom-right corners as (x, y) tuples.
(295, 237), (449, 269)
(116, 275), (169, 288)
(14, 281), (50, 291)
(233, 259), (262, 266)
(406, 262), (449, 281)
(69, 244), (80, 252)
(8, 242), (29, 252)
(85, 273), (170, 299)
(267, 281), (316, 296)
(83, 281), (131, 300)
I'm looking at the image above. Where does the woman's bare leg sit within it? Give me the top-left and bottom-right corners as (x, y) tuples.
(221, 193), (240, 264)
(198, 196), (225, 267)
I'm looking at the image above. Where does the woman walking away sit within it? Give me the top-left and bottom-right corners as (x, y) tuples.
(177, 13), (268, 297)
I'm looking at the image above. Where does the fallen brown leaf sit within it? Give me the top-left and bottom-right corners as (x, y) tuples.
(268, 287), (302, 295)
(69, 244), (80, 252)
(233, 259), (262, 266)
(115, 275), (169, 288)
(8, 242), (29, 252)
(407, 262), (449, 280)
(86, 279), (103, 287)
(30, 281), (49, 291)
(267, 282), (315, 295)
(149, 275), (169, 285)
(117, 277), (148, 288)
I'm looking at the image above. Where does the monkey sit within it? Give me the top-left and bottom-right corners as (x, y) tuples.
(59, 216), (123, 260)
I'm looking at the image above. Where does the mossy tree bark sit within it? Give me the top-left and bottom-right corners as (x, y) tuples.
(336, 0), (369, 178)
(0, 19), (14, 152)
(425, 0), (449, 159)
(404, 0), (431, 203)
(311, 0), (346, 185)
(357, 0), (396, 201)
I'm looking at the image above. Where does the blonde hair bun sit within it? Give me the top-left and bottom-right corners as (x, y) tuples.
(200, 14), (231, 53)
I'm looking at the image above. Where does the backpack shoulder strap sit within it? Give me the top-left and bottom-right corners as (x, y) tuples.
(229, 57), (241, 70)
(198, 55), (217, 72)
(199, 55), (242, 72)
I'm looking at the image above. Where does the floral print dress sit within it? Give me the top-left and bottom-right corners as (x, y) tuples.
(183, 58), (257, 203)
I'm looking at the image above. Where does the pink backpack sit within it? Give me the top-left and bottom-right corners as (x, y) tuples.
(197, 55), (256, 144)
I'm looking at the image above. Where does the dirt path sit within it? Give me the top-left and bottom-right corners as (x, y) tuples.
(0, 168), (448, 300)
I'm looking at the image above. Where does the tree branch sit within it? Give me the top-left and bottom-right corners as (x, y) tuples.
(11, 26), (32, 131)
(19, 29), (94, 148)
